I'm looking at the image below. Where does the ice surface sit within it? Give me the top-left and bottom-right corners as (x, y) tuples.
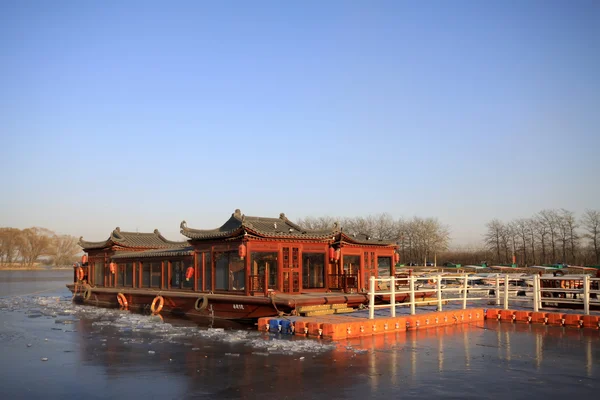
(0, 293), (335, 355)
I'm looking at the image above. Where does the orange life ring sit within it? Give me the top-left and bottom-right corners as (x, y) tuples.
(117, 293), (128, 308)
(428, 279), (436, 285)
(150, 295), (164, 314)
(77, 267), (85, 281)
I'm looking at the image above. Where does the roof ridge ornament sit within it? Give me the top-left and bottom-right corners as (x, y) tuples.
(153, 229), (159, 234)
(234, 209), (242, 218)
(180, 220), (187, 231)
(279, 213), (286, 220)
(115, 227), (121, 232)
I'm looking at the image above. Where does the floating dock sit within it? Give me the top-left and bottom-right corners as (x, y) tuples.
(258, 307), (600, 341)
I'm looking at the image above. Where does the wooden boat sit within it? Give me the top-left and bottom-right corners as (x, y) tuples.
(68, 209), (425, 320)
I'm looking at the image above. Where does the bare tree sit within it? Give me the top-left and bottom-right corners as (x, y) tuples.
(16, 227), (53, 268)
(559, 209), (578, 264)
(296, 216), (338, 230)
(526, 218), (537, 265)
(484, 219), (504, 262)
(514, 219), (529, 266)
(534, 214), (550, 264)
(581, 209), (600, 264)
(538, 209), (559, 262)
(0, 228), (21, 265)
(49, 234), (80, 267)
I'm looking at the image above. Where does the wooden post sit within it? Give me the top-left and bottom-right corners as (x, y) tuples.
(533, 274), (539, 312)
(409, 275), (416, 315)
(495, 275), (500, 305)
(462, 273), (468, 309)
(583, 275), (590, 315)
(437, 274), (443, 311)
(264, 264), (269, 297)
(503, 274), (510, 310)
(390, 276), (396, 317)
(369, 276), (375, 320)
(194, 252), (199, 292)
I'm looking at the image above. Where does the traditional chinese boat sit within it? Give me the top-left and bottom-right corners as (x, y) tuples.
(68, 209), (428, 321)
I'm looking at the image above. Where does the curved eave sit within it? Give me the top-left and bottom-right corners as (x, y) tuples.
(79, 238), (113, 251)
(182, 226), (245, 240)
(111, 248), (195, 259)
(244, 226), (335, 241)
(337, 234), (397, 247)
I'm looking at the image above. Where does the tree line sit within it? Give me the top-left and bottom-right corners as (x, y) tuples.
(0, 227), (80, 268)
(484, 209), (600, 266)
(296, 213), (450, 264)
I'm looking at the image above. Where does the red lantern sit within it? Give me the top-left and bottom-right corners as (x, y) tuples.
(109, 262), (116, 274)
(185, 266), (194, 281)
(334, 249), (341, 262)
(238, 243), (247, 260)
(82, 254), (88, 265)
(329, 247), (335, 261)
(394, 252), (400, 265)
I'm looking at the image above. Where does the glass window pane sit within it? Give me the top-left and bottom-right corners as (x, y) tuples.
(95, 262), (104, 287)
(204, 252), (212, 291)
(171, 261), (182, 288)
(142, 263), (150, 287)
(125, 263), (133, 287)
(343, 255), (361, 275)
(151, 262), (161, 288)
(378, 257), (392, 278)
(215, 253), (228, 290)
(230, 253), (245, 291)
(250, 252), (278, 290)
(302, 253), (325, 289)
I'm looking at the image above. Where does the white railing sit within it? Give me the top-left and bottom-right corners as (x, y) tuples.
(368, 274), (600, 319)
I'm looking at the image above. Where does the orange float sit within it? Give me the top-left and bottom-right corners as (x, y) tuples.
(117, 293), (128, 308)
(150, 295), (164, 314)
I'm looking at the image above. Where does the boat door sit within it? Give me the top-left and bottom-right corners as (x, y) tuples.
(281, 246), (300, 293)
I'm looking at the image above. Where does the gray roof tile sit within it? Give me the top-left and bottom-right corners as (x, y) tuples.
(181, 209), (337, 240)
(79, 227), (187, 250)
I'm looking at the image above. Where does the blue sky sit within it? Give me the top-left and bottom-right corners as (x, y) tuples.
(1, 1), (598, 246)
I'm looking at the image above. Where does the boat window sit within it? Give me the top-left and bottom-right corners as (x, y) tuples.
(303, 253), (325, 288)
(204, 252), (212, 291)
(94, 261), (104, 287)
(250, 252), (278, 290)
(343, 255), (360, 275)
(117, 263), (133, 287)
(378, 257), (392, 278)
(142, 262), (161, 288)
(171, 261), (183, 288)
(215, 251), (245, 291)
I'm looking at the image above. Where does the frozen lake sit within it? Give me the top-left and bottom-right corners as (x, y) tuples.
(0, 270), (598, 399)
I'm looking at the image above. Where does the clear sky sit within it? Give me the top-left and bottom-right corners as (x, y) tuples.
(1, 1), (599, 246)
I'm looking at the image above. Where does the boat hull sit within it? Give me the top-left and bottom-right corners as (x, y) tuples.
(67, 285), (382, 320)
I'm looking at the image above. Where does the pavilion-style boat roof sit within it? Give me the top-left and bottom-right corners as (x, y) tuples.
(180, 209), (336, 241)
(180, 209), (397, 246)
(336, 232), (396, 246)
(79, 227), (188, 251)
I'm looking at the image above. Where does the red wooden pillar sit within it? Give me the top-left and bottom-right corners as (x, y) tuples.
(194, 252), (199, 292)
(132, 262), (136, 288)
(244, 243), (250, 296)
(201, 253), (205, 291)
